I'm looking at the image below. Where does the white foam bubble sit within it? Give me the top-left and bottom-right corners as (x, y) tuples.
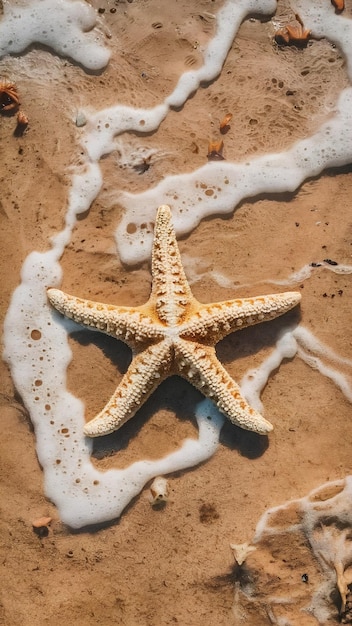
(294, 326), (352, 368)
(0, 0), (110, 70)
(294, 327), (352, 403)
(241, 330), (298, 414)
(268, 261), (352, 287)
(240, 324), (352, 422)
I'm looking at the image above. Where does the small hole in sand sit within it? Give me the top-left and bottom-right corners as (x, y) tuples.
(31, 329), (41, 340)
(126, 223), (137, 234)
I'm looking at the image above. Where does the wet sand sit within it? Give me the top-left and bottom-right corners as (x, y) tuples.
(1, 1), (352, 624)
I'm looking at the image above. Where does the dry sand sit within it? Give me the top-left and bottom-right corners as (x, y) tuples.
(1, 1), (352, 624)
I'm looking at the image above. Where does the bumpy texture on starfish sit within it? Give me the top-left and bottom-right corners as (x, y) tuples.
(47, 205), (301, 437)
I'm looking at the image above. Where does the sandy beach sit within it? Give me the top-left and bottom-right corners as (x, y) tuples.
(1, 1), (352, 624)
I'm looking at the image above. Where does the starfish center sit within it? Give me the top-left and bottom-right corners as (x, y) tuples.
(47, 204), (301, 438)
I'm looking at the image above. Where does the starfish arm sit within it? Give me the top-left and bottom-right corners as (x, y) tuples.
(149, 205), (195, 326)
(84, 340), (174, 437)
(180, 292), (301, 343)
(174, 339), (273, 434)
(47, 288), (163, 346)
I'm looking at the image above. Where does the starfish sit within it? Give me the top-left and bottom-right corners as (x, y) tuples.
(47, 205), (301, 438)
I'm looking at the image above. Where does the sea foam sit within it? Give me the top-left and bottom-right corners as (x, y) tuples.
(0, 0), (110, 70)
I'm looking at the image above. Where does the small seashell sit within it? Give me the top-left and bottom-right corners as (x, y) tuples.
(32, 516), (52, 528)
(332, 0), (344, 11)
(32, 516), (52, 537)
(220, 113), (232, 132)
(274, 14), (310, 46)
(17, 110), (29, 126)
(230, 542), (256, 565)
(207, 138), (224, 161)
(149, 476), (169, 505)
(0, 80), (20, 112)
(14, 110), (29, 136)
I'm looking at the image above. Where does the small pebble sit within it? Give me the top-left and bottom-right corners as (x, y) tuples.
(76, 112), (87, 127)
